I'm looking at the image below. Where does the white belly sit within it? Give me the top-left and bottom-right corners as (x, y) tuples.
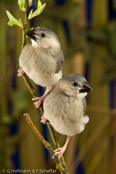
(30, 70), (62, 87)
(23, 66), (62, 87)
(44, 94), (85, 136)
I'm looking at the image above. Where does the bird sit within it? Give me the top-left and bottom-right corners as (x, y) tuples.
(18, 27), (64, 108)
(41, 73), (92, 159)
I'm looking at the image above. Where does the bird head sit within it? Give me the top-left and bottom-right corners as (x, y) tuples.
(58, 73), (92, 98)
(26, 27), (60, 49)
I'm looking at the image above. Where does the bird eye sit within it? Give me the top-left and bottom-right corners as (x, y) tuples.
(72, 82), (78, 87)
(41, 33), (46, 37)
(35, 30), (38, 34)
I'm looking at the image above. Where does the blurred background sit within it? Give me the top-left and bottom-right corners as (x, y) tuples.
(0, 0), (116, 173)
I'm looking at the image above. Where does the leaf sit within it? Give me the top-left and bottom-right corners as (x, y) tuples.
(19, 18), (23, 27)
(31, 4), (46, 17)
(28, 0), (46, 19)
(37, 0), (42, 9)
(28, 9), (33, 19)
(6, 10), (23, 28)
(8, 21), (14, 26)
(18, 0), (33, 11)
(18, 0), (25, 11)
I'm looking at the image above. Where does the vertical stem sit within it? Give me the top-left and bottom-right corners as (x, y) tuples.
(25, 0), (29, 21)
(22, 0), (29, 49)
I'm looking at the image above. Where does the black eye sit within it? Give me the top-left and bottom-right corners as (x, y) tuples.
(72, 82), (78, 87)
(41, 33), (46, 37)
(35, 30), (38, 34)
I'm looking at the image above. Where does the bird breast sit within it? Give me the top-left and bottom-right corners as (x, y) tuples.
(44, 92), (85, 136)
(19, 44), (62, 87)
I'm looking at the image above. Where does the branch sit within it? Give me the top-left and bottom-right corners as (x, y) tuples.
(24, 113), (69, 174)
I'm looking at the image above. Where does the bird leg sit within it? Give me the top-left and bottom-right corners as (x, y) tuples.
(17, 68), (25, 76)
(32, 87), (52, 108)
(53, 136), (71, 159)
(40, 115), (47, 124)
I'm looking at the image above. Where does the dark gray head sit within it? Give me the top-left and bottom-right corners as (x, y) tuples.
(58, 73), (92, 97)
(62, 73), (92, 92)
(26, 27), (60, 49)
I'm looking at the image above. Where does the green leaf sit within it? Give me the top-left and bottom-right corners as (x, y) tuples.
(18, 0), (25, 11)
(8, 21), (14, 26)
(28, 9), (33, 19)
(28, 0), (46, 19)
(37, 0), (42, 9)
(18, 0), (33, 11)
(6, 10), (23, 28)
(28, 2), (46, 19)
(19, 18), (23, 27)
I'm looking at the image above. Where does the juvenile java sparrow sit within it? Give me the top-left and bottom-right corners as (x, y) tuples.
(18, 27), (64, 108)
(41, 73), (92, 159)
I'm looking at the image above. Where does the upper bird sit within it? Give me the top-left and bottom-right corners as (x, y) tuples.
(41, 73), (92, 159)
(18, 27), (64, 108)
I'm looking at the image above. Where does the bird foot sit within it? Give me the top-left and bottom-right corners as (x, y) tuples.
(41, 116), (47, 124)
(32, 87), (52, 108)
(53, 136), (71, 159)
(17, 68), (25, 76)
(32, 96), (44, 108)
(53, 146), (66, 159)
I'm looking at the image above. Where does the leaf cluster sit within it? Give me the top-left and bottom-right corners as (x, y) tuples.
(6, 0), (46, 29)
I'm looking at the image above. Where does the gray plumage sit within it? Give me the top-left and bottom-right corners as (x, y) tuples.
(19, 27), (64, 87)
(43, 73), (92, 136)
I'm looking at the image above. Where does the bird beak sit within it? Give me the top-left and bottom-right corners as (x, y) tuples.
(26, 29), (37, 41)
(79, 81), (92, 93)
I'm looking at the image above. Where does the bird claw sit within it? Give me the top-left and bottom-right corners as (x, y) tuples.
(53, 147), (66, 159)
(32, 97), (44, 108)
(33, 101), (42, 108)
(17, 68), (24, 76)
(40, 116), (47, 124)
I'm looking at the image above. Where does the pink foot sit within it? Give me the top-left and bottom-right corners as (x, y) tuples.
(53, 136), (71, 159)
(54, 146), (66, 159)
(41, 116), (47, 124)
(32, 96), (44, 108)
(18, 68), (25, 76)
(32, 87), (52, 108)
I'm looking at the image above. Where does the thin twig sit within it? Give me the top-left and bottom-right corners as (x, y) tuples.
(24, 113), (69, 174)
(23, 74), (43, 114)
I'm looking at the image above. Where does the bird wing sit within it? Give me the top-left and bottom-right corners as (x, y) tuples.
(55, 60), (64, 73)
(55, 51), (64, 73)
(82, 98), (86, 114)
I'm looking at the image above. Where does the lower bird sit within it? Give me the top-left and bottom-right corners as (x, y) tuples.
(41, 73), (92, 159)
